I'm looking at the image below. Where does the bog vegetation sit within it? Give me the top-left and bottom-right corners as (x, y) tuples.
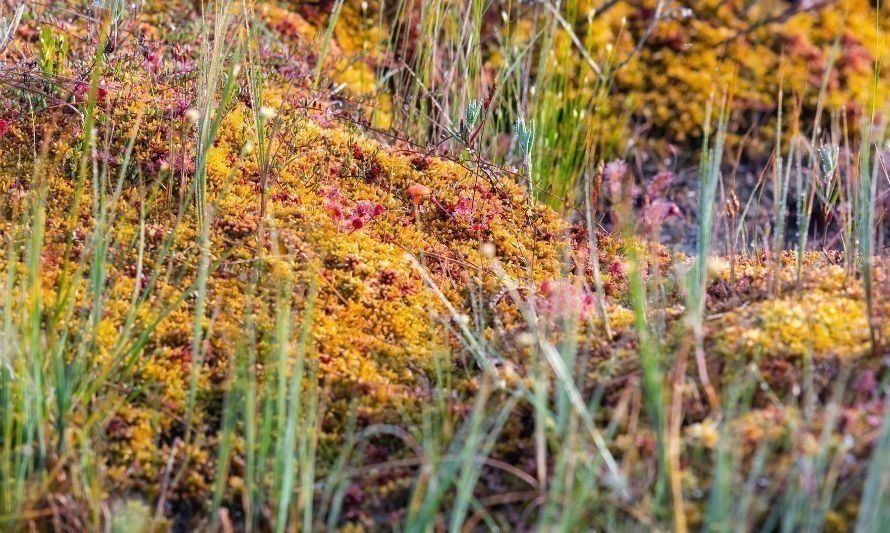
(0, 0), (887, 531)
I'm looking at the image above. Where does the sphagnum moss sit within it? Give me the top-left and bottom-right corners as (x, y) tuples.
(0, 83), (571, 501)
(0, 1), (887, 530)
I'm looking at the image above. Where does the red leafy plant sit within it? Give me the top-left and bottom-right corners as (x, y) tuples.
(535, 280), (598, 325)
(324, 186), (385, 232)
(602, 161), (683, 238)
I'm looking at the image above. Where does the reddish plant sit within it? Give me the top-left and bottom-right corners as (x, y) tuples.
(646, 170), (675, 201)
(536, 280), (598, 322)
(333, 200), (385, 232)
(641, 198), (683, 232)
(603, 159), (628, 202)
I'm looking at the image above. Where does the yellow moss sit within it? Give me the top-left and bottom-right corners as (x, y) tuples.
(714, 260), (872, 359)
(738, 292), (869, 357)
